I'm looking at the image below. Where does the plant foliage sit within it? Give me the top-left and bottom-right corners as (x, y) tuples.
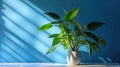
(38, 7), (106, 56)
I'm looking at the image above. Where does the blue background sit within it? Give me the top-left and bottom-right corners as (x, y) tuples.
(0, 0), (120, 63)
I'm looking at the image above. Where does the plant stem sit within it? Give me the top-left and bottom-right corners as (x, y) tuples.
(62, 23), (73, 50)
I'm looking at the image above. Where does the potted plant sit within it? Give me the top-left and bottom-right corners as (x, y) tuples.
(38, 8), (106, 64)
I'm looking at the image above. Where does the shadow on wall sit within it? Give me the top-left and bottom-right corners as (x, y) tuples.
(0, 0), (6, 61)
(1, 0), (52, 62)
(0, 0), (66, 63)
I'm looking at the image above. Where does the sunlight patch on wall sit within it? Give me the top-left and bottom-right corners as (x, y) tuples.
(1, 0), (65, 62)
(3, 0), (50, 25)
(79, 45), (89, 52)
(1, 0), (89, 63)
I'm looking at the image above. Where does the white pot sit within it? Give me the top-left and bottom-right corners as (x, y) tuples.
(67, 51), (80, 65)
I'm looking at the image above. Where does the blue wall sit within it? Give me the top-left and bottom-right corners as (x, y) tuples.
(0, 0), (120, 63)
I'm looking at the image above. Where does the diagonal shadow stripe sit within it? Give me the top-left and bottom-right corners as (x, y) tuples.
(3, 2), (50, 35)
(22, 0), (52, 21)
(1, 0), (65, 62)
(2, 2), (37, 27)
(3, 15), (65, 57)
(3, 15), (50, 48)
(4, 34), (43, 62)
(1, 41), (28, 62)
(4, 28), (53, 62)
(1, 45), (20, 62)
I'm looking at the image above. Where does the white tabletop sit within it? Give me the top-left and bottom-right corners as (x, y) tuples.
(0, 63), (119, 67)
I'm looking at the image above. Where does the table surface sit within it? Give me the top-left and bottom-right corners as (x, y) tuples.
(0, 63), (119, 67)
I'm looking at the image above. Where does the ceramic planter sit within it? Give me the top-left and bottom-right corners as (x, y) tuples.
(67, 51), (80, 65)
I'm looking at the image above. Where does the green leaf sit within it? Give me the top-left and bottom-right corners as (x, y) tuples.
(86, 40), (93, 57)
(92, 43), (100, 53)
(59, 24), (68, 37)
(63, 8), (67, 14)
(51, 22), (61, 24)
(69, 32), (75, 40)
(45, 12), (60, 19)
(64, 8), (79, 21)
(38, 23), (52, 30)
(52, 38), (61, 46)
(63, 39), (70, 50)
(87, 21), (105, 30)
(72, 20), (82, 31)
(89, 44), (93, 57)
(49, 34), (59, 38)
(74, 26), (82, 36)
(59, 23), (64, 31)
(51, 20), (63, 24)
(85, 32), (98, 42)
(46, 46), (57, 54)
(73, 20), (82, 36)
(86, 40), (101, 56)
(69, 8), (79, 20)
(98, 38), (106, 46)
(58, 32), (65, 37)
(82, 25), (87, 31)
(77, 40), (88, 45)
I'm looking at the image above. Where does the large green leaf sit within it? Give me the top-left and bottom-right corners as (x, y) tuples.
(85, 32), (98, 42)
(87, 21), (105, 30)
(49, 34), (59, 38)
(58, 32), (65, 37)
(38, 23), (52, 30)
(52, 38), (61, 46)
(63, 39), (70, 50)
(45, 12), (60, 19)
(98, 38), (106, 46)
(64, 8), (79, 21)
(46, 46), (57, 54)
